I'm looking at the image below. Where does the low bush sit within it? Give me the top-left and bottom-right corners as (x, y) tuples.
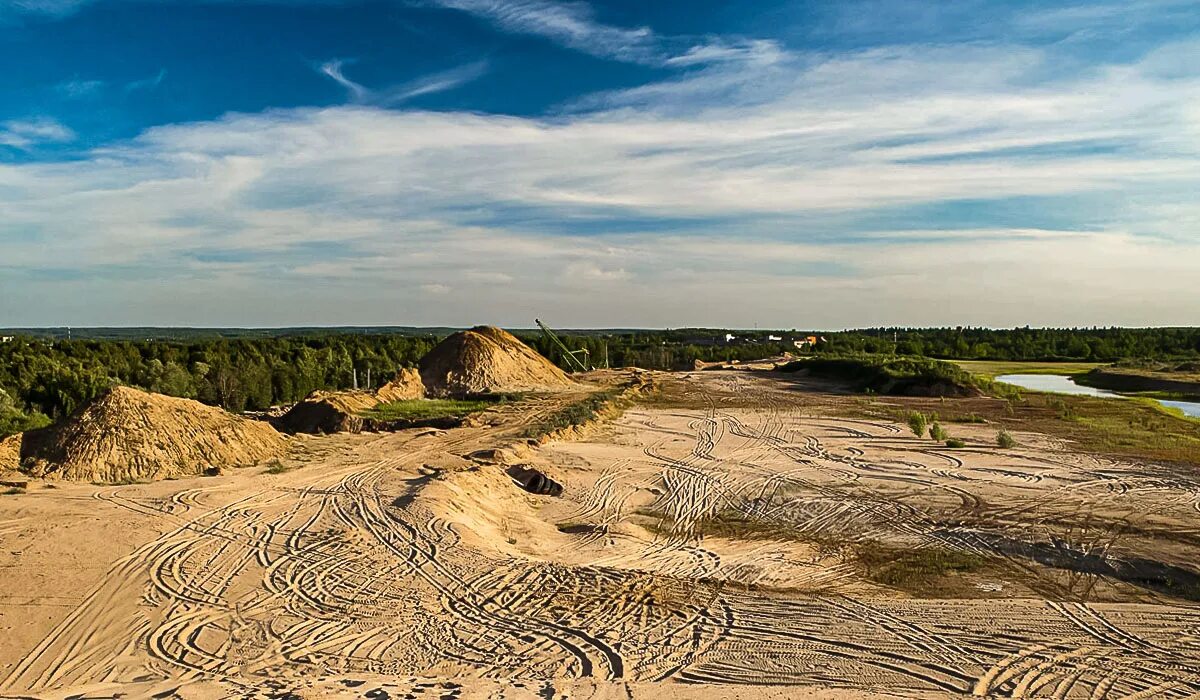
(944, 438), (966, 448)
(778, 354), (983, 397)
(907, 411), (927, 437)
(997, 429), (1016, 448)
(929, 422), (948, 441)
(951, 412), (987, 424)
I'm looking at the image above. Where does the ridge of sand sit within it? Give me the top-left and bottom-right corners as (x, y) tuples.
(419, 325), (570, 397)
(18, 386), (286, 482)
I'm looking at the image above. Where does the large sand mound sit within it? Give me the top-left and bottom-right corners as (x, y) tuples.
(419, 326), (571, 397)
(19, 386), (287, 482)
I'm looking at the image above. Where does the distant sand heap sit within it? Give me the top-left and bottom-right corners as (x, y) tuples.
(419, 326), (571, 397)
(374, 367), (425, 402)
(278, 367), (426, 434)
(17, 386), (287, 483)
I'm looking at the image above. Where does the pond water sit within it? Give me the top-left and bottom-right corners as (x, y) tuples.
(996, 374), (1200, 418)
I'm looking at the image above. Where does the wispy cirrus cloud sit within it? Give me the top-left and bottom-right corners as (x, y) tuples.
(425, 0), (786, 69)
(319, 58), (488, 105)
(2, 0), (90, 17)
(319, 59), (368, 101)
(0, 117), (75, 149)
(54, 78), (105, 98)
(125, 68), (167, 92)
(425, 0), (660, 63)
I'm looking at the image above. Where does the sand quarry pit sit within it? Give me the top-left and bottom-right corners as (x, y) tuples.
(1, 370), (1199, 699)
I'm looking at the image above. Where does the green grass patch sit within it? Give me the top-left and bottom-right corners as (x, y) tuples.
(952, 360), (1104, 379)
(2, 487), (25, 495)
(855, 542), (987, 590)
(637, 506), (999, 596)
(264, 459), (291, 475)
(867, 387), (1200, 464)
(1069, 397), (1200, 456)
(523, 390), (619, 439)
(360, 398), (496, 421)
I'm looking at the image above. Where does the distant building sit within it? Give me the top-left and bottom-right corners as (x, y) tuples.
(768, 335), (782, 342)
(0, 336), (12, 343)
(791, 335), (826, 350)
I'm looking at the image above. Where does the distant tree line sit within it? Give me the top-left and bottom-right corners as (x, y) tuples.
(2, 326), (1197, 438)
(816, 327), (1200, 361)
(525, 327), (1200, 371)
(0, 335), (437, 434)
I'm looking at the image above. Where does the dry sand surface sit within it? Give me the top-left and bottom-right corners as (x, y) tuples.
(1, 371), (1198, 699)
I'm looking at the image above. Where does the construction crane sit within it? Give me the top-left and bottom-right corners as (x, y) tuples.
(535, 319), (592, 372)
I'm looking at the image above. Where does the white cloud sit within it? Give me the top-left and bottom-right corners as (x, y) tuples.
(0, 117), (75, 149)
(428, 0), (660, 64)
(319, 58), (488, 105)
(1, 35), (1198, 326)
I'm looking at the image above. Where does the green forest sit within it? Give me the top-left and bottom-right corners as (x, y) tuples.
(2, 326), (1198, 437)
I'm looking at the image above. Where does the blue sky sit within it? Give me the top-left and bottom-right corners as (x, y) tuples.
(1, 0), (1198, 328)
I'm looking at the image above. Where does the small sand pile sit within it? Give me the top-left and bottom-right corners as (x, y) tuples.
(19, 386), (287, 483)
(276, 389), (376, 434)
(419, 326), (571, 397)
(278, 369), (426, 434)
(375, 367), (425, 402)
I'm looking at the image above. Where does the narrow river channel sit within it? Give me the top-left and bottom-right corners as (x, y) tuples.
(996, 374), (1200, 418)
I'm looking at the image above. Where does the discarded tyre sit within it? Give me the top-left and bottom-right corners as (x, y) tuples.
(508, 466), (563, 497)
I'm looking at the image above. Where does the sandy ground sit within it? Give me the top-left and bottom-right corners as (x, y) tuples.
(1, 371), (1198, 699)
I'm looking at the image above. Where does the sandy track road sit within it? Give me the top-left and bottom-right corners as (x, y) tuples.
(2, 372), (1199, 698)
